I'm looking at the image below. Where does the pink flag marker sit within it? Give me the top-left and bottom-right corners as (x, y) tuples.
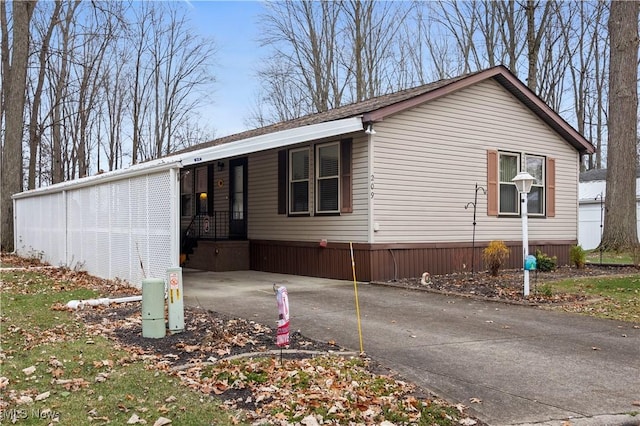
(275, 286), (290, 347)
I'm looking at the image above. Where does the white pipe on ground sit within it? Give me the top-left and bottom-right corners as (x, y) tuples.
(66, 295), (142, 310)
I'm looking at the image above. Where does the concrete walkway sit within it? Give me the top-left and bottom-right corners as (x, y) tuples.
(182, 270), (640, 426)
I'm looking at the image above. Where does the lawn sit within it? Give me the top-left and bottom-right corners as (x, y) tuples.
(547, 274), (640, 322)
(585, 249), (635, 265)
(1, 261), (482, 425)
(0, 268), (235, 425)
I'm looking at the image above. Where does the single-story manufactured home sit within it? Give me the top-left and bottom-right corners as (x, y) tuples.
(13, 65), (594, 287)
(578, 168), (640, 250)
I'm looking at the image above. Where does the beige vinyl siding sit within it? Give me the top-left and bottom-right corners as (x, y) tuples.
(372, 79), (579, 243)
(248, 134), (369, 242)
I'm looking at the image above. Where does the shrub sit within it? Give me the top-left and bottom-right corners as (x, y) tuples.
(483, 240), (510, 276)
(535, 249), (557, 272)
(569, 245), (586, 269)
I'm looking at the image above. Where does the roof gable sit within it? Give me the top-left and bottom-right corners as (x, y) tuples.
(182, 65), (594, 155)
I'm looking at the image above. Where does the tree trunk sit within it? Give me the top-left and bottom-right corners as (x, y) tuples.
(28, 1), (62, 189)
(601, 0), (639, 251)
(1, 0), (37, 251)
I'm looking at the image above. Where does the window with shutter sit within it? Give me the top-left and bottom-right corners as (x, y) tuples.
(488, 150), (550, 217)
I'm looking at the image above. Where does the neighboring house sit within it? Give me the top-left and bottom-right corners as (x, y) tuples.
(578, 168), (640, 250)
(13, 65), (594, 286)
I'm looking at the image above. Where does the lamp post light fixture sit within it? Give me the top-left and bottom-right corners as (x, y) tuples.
(512, 171), (536, 297)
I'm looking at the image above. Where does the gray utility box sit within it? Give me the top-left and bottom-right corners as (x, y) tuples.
(142, 278), (166, 338)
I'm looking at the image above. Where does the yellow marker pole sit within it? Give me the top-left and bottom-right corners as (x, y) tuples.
(350, 242), (364, 355)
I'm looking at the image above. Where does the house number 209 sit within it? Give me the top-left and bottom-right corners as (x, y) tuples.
(370, 174), (375, 198)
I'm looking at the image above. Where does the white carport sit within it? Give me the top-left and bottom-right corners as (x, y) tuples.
(12, 118), (364, 287)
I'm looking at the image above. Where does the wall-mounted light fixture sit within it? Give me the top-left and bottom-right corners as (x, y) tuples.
(364, 123), (376, 135)
(217, 161), (225, 171)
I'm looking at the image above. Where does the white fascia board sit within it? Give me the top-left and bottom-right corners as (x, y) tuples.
(12, 157), (182, 199)
(182, 117), (364, 166)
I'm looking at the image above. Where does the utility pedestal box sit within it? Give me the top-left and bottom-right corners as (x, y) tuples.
(142, 278), (166, 338)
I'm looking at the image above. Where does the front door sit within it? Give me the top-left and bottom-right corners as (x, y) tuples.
(229, 158), (247, 239)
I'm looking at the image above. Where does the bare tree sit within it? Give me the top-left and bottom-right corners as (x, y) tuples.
(50, 0), (80, 184)
(560, 1), (609, 170)
(26, 1), (62, 189)
(601, 0), (639, 251)
(254, 0), (415, 124)
(128, 3), (216, 163)
(1, 0), (37, 251)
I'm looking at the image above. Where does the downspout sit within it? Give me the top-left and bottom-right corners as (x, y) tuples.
(12, 198), (17, 253)
(367, 124), (375, 244)
(366, 123), (378, 281)
(63, 189), (68, 267)
(66, 295), (142, 310)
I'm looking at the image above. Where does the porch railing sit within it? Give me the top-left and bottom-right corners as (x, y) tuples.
(184, 211), (230, 241)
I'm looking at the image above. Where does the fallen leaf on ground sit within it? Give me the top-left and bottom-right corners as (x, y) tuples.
(22, 366), (36, 375)
(35, 391), (50, 401)
(127, 413), (142, 424)
(469, 397), (482, 404)
(153, 417), (172, 426)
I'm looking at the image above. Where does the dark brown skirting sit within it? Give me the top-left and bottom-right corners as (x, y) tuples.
(250, 239), (577, 282)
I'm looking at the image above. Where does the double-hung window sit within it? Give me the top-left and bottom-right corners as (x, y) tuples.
(498, 152), (545, 216)
(525, 155), (545, 215)
(280, 139), (352, 216)
(499, 153), (520, 214)
(289, 148), (309, 214)
(316, 142), (340, 213)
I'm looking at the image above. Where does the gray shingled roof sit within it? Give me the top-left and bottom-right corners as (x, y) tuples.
(579, 168), (607, 182)
(580, 168), (640, 182)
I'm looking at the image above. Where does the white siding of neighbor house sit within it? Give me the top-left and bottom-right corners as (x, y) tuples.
(578, 178), (640, 250)
(371, 79), (579, 243)
(247, 134), (370, 242)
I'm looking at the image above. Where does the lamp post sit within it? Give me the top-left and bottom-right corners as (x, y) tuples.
(512, 171), (535, 297)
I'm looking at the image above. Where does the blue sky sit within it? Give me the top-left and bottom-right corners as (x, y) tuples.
(187, 1), (265, 137)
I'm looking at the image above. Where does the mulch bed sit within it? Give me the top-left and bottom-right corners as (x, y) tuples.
(376, 264), (639, 304)
(79, 304), (344, 368)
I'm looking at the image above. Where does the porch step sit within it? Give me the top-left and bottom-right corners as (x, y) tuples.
(185, 240), (249, 271)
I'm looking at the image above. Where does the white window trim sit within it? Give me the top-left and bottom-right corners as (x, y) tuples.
(315, 142), (341, 214)
(289, 147), (310, 215)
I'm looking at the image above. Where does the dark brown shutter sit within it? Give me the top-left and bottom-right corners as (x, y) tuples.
(546, 157), (555, 217)
(340, 138), (353, 213)
(278, 150), (287, 214)
(487, 150), (498, 216)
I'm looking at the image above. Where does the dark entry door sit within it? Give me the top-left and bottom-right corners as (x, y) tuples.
(229, 158), (247, 239)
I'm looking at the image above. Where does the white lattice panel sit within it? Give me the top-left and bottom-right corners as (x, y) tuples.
(15, 192), (65, 266)
(14, 168), (177, 288)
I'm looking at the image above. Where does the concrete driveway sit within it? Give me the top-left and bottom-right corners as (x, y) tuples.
(182, 270), (640, 426)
